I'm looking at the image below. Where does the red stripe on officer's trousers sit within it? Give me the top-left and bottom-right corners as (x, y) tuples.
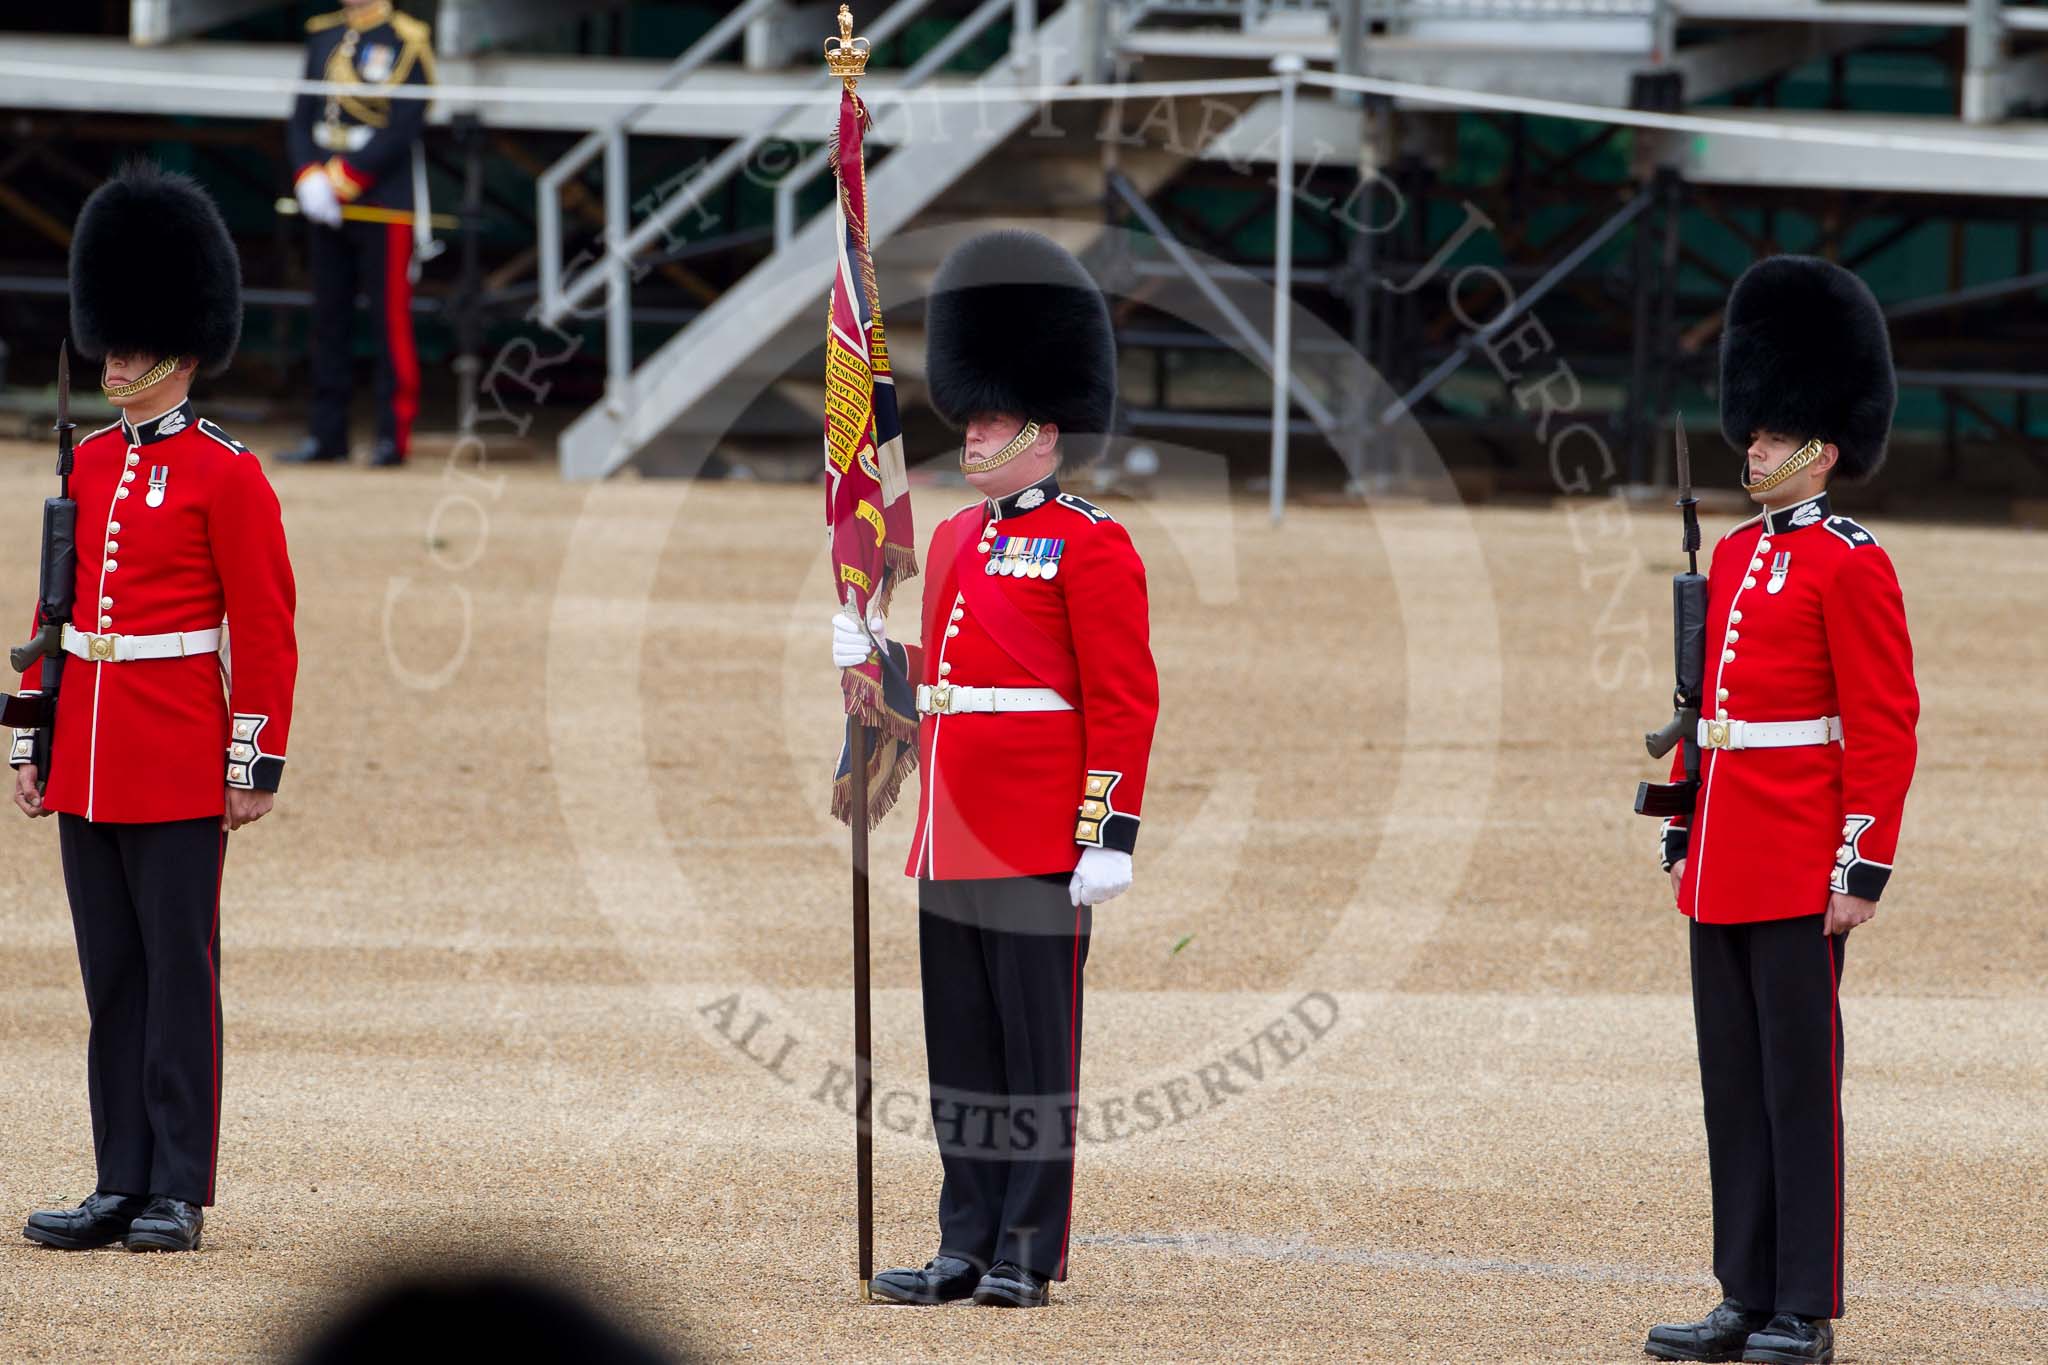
(384, 222), (419, 458)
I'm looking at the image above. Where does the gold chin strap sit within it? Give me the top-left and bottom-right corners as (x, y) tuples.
(1745, 435), (1825, 494)
(101, 356), (181, 401)
(960, 420), (1041, 475)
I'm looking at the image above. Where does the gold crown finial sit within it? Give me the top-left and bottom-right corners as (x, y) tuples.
(825, 4), (870, 87)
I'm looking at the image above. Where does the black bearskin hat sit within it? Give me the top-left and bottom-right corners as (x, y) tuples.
(1718, 254), (1895, 481)
(71, 162), (243, 376)
(925, 229), (1117, 463)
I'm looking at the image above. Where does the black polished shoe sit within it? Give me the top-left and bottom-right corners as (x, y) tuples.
(972, 1260), (1050, 1308)
(23, 1191), (149, 1250)
(368, 439), (406, 468)
(1742, 1314), (1834, 1364)
(277, 437), (347, 464)
(870, 1254), (980, 1305)
(1646, 1298), (1773, 1362)
(123, 1196), (203, 1252)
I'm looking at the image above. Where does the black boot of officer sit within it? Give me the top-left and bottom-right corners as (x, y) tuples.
(125, 1197), (205, 1252)
(1645, 1298), (1771, 1362)
(22, 1191), (149, 1250)
(1741, 1314), (1834, 1364)
(871, 1254), (981, 1305)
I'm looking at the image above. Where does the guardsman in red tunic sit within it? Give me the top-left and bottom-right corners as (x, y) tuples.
(1645, 257), (1918, 1365)
(8, 165), (298, 1253)
(831, 231), (1158, 1308)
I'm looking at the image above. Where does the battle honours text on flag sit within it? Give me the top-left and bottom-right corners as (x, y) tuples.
(825, 82), (918, 827)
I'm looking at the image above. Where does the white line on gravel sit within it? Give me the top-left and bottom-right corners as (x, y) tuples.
(1079, 1232), (2048, 1310)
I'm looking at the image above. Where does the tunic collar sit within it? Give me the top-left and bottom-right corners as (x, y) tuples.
(988, 473), (1060, 520)
(122, 400), (194, 447)
(1764, 492), (1832, 536)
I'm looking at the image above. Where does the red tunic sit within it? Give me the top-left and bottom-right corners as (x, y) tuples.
(897, 476), (1160, 881)
(1662, 491), (1919, 924)
(10, 401), (298, 823)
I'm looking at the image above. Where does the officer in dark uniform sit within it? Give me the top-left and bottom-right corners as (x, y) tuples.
(1645, 257), (1919, 1365)
(281, 0), (435, 468)
(9, 164), (299, 1253)
(831, 231), (1159, 1308)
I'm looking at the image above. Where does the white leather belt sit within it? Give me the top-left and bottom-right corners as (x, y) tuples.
(1697, 715), (1842, 751)
(916, 683), (1073, 716)
(313, 123), (374, 153)
(62, 625), (222, 664)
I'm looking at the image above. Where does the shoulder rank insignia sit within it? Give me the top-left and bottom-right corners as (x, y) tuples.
(1824, 516), (1877, 548)
(1056, 492), (1114, 524)
(987, 536), (1065, 579)
(197, 419), (251, 456)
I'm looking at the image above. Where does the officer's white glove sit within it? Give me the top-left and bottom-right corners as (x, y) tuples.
(295, 168), (343, 228)
(1070, 848), (1133, 907)
(832, 611), (885, 669)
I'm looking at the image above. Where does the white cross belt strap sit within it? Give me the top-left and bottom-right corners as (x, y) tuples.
(1697, 715), (1843, 751)
(61, 625), (223, 664)
(915, 684), (1074, 716)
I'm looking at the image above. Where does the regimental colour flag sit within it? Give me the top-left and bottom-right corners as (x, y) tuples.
(825, 82), (917, 826)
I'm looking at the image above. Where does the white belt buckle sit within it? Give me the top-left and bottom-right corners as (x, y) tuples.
(1703, 718), (1732, 750)
(85, 632), (118, 663)
(917, 682), (956, 716)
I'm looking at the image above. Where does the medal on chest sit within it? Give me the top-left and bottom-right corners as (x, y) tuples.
(360, 41), (396, 83)
(1766, 549), (1790, 595)
(985, 535), (1065, 579)
(146, 464), (170, 509)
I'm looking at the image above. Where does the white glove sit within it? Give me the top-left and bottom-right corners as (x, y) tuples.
(832, 611), (886, 669)
(1070, 847), (1133, 907)
(295, 168), (343, 229)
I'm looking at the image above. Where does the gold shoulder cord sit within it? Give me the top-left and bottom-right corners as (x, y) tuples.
(1745, 435), (1825, 493)
(102, 356), (180, 400)
(960, 420), (1041, 475)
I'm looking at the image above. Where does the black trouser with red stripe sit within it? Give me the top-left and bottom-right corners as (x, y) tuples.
(918, 874), (1091, 1281)
(1690, 913), (1847, 1320)
(307, 218), (419, 460)
(57, 815), (227, 1208)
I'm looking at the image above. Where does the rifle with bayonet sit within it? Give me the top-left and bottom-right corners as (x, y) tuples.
(1635, 414), (1707, 819)
(3, 344), (79, 793)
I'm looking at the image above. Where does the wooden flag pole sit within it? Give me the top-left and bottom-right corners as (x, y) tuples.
(828, 4), (879, 1303)
(850, 710), (875, 1302)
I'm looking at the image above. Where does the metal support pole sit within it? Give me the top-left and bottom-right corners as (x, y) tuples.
(1270, 53), (1302, 525)
(603, 128), (632, 416)
(1964, 0), (2005, 124)
(1335, 0), (1365, 108)
(455, 113), (484, 440)
(1012, 0), (1038, 65)
(1078, 0), (1109, 86)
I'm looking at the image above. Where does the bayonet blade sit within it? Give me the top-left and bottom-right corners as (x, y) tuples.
(1673, 412), (1691, 499)
(56, 341), (69, 427)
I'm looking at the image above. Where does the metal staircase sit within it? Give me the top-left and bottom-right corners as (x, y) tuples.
(544, 0), (1093, 480)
